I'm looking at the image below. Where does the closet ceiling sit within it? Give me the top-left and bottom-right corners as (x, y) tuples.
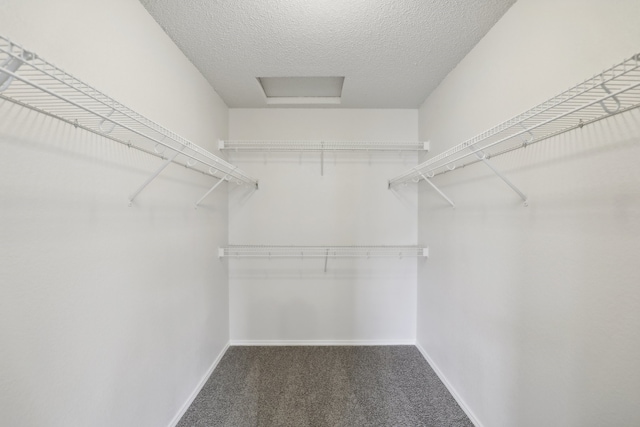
(140, 0), (515, 108)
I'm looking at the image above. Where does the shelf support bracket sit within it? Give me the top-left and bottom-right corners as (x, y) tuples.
(599, 81), (621, 114)
(0, 48), (34, 92)
(129, 147), (184, 206)
(417, 171), (455, 208)
(320, 141), (324, 176)
(469, 146), (528, 206)
(324, 248), (329, 273)
(195, 173), (230, 208)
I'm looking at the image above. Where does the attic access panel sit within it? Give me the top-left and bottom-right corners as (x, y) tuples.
(257, 76), (344, 105)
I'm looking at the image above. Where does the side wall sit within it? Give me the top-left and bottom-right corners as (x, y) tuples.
(0, 1), (230, 426)
(416, 1), (640, 426)
(228, 108), (419, 343)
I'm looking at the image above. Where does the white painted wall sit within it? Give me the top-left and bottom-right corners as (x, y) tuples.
(228, 109), (419, 343)
(416, 1), (640, 426)
(0, 1), (230, 426)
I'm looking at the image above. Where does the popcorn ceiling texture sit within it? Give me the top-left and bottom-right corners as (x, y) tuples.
(140, 0), (515, 108)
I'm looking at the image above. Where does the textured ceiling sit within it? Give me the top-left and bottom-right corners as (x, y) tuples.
(140, 0), (515, 108)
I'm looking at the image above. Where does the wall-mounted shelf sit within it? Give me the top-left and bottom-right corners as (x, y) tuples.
(219, 245), (428, 272)
(219, 245), (428, 258)
(220, 140), (428, 176)
(389, 52), (640, 207)
(0, 35), (259, 206)
(220, 140), (429, 152)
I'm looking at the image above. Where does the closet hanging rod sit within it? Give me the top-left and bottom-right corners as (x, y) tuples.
(219, 140), (430, 152)
(0, 35), (258, 190)
(219, 245), (429, 258)
(388, 52), (640, 188)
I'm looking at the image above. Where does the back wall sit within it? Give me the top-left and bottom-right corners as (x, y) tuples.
(227, 108), (419, 343)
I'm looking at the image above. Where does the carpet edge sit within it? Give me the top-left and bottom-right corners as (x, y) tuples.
(229, 340), (416, 346)
(167, 341), (231, 427)
(415, 341), (484, 427)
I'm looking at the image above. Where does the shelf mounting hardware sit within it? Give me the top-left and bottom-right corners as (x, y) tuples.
(129, 147), (185, 206)
(324, 248), (329, 272)
(320, 141), (324, 176)
(520, 123), (534, 147)
(99, 108), (116, 134)
(417, 171), (455, 208)
(599, 80), (621, 114)
(469, 145), (528, 206)
(0, 44), (33, 92)
(195, 173), (231, 208)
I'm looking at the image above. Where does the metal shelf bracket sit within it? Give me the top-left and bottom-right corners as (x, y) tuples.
(129, 147), (185, 206)
(599, 81), (621, 114)
(0, 44), (33, 92)
(417, 171), (455, 208)
(469, 146), (528, 206)
(195, 173), (230, 208)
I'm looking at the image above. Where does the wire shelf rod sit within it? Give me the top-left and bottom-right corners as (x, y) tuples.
(0, 53), (228, 162)
(220, 140), (429, 152)
(430, 100), (640, 178)
(1, 64), (245, 179)
(426, 81), (640, 174)
(0, 93), (213, 177)
(388, 52), (640, 187)
(219, 245), (429, 258)
(0, 35), (258, 189)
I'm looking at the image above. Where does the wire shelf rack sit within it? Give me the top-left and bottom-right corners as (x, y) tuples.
(219, 245), (428, 258)
(0, 35), (258, 190)
(220, 140), (429, 152)
(388, 52), (640, 189)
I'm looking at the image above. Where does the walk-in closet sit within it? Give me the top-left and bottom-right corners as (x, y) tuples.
(1, 1), (639, 426)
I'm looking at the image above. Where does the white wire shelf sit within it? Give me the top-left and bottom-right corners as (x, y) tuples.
(0, 35), (259, 202)
(219, 140), (429, 152)
(219, 245), (429, 258)
(388, 52), (640, 198)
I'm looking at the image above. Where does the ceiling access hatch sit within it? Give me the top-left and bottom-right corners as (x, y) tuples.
(257, 76), (345, 105)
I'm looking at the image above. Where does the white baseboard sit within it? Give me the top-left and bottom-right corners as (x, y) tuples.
(168, 341), (230, 427)
(229, 339), (416, 346)
(415, 342), (484, 427)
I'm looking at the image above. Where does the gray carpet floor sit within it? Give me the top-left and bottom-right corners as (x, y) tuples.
(176, 346), (473, 427)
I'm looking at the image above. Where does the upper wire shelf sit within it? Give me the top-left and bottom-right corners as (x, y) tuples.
(388, 53), (640, 189)
(0, 35), (258, 191)
(220, 140), (429, 152)
(219, 245), (428, 258)
(219, 245), (428, 272)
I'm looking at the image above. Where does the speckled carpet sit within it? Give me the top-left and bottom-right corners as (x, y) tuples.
(176, 346), (473, 427)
